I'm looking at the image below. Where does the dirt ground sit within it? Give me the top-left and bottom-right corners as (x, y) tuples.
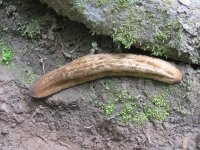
(0, 0), (200, 149)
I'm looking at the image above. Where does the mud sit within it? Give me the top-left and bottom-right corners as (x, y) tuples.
(0, 0), (200, 149)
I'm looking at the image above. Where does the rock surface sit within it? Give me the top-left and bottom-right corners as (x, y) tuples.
(40, 0), (200, 64)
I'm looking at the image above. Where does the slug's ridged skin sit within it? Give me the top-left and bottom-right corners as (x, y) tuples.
(30, 54), (182, 98)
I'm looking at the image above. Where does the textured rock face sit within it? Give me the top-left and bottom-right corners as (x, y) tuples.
(40, 0), (200, 64)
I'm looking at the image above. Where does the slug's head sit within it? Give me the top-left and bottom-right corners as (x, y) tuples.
(29, 77), (53, 98)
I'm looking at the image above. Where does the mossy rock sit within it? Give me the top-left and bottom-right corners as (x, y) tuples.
(40, 0), (200, 64)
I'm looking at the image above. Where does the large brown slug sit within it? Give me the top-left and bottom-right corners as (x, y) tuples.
(30, 54), (182, 98)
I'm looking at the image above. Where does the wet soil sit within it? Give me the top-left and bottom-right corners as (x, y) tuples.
(0, 0), (200, 149)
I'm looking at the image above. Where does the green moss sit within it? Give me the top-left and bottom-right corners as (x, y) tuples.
(119, 103), (135, 122)
(73, 0), (88, 12)
(0, 44), (12, 65)
(93, 0), (130, 8)
(90, 0), (183, 53)
(151, 45), (168, 58)
(154, 30), (171, 44)
(143, 90), (171, 122)
(94, 0), (108, 7)
(116, 0), (131, 9)
(17, 19), (41, 39)
(115, 88), (133, 102)
(101, 81), (172, 124)
(104, 102), (116, 116)
(152, 95), (169, 109)
(132, 112), (148, 124)
(1, 47), (12, 65)
(112, 27), (138, 49)
(144, 105), (169, 122)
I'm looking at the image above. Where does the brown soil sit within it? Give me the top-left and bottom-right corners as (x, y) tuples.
(0, 0), (200, 149)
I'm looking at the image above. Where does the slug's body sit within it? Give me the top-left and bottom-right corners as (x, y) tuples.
(30, 54), (182, 98)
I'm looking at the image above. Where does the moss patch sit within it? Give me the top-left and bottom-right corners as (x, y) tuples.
(0, 43), (12, 65)
(111, 6), (182, 50)
(17, 19), (41, 39)
(99, 81), (171, 124)
(83, 0), (184, 58)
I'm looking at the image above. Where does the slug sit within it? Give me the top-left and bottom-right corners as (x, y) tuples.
(30, 54), (182, 98)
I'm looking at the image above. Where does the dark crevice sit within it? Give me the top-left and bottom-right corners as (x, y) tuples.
(190, 64), (200, 70)
(127, 46), (185, 65)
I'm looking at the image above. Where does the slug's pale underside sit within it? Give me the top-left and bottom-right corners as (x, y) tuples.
(30, 54), (182, 98)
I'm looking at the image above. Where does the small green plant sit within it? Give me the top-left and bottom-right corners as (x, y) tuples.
(112, 27), (137, 49)
(115, 89), (133, 102)
(1, 46), (12, 64)
(120, 103), (134, 122)
(144, 95), (170, 122)
(151, 45), (167, 58)
(152, 96), (169, 109)
(154, 30), (171, 44)
(101, 81), (171, 124)
(144, 105), (169, 122)
(117, 0), (131, 8)
(104, 102), (115, 116)
(17, 19), (40, 39)
(132, 112), (148, 124)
